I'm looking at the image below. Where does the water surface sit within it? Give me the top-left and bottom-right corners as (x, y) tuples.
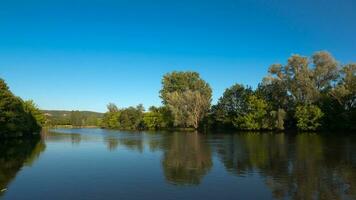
(1, 128), (356, 200)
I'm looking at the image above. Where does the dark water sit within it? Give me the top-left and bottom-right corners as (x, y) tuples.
(1, 129), (356, 200)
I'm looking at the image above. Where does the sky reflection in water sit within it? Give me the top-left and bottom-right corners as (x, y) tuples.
(1, 128), (356, 200)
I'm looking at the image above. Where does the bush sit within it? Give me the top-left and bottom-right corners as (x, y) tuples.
(295, 105), (324, 131)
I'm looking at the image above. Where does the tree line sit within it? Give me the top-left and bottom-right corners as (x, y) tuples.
(101, 51), (355, 131)
(1, 50), (355, 134)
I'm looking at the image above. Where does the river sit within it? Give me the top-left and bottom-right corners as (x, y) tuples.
(1, 128), (356, 200)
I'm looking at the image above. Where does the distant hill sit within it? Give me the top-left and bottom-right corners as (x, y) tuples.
(42, 110), (104, 126)
(42, 110), (104, 117)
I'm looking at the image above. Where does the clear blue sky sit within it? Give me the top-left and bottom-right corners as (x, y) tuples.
(1, 0), (355, 112)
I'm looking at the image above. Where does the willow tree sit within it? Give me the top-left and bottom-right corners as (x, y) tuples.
(264, 51), (339, 105)
(160, 71), (212, 129)
(260, 51), (341, 130)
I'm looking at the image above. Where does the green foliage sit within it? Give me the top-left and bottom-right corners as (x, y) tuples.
(44, 110), (103, 127)
(160, 71), (212, 104)
(211, 84), (253, 128)
(233, 95), (268, 130)
(216, 84), (253, 116)
(0, 139), (46, 192)
(0, 79), (41, 137)
(2, 50), (354, 133)
(165, 90), (211, 129)
(209, 51), (355, 131)
(160, 71), (212, 129)
(269, 109), (287, 130)
(263, 51), (339, 105)
(101, 103), (145, 130)
(143, 106), (171, 130)
(23, 100), (47, 126)
(118, 105), (145, 130)
(295, 105), (324, 131)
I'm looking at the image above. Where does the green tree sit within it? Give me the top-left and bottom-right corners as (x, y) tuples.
(233, 95), (268, 130)
(118, 105), (145, 130)
(23, 100), (46, 126)
(70, 111), (83, 127)
(211, 84), (253, 129)
(160, 71), (212, 129)
(165, 90), (211, 129)
(295, 105), (324, 131)
(0, 79), (41, 137)
(143, 106), (171, 130)
(312, 51), (339, 91)
(102, 103), (120, 128)
(264, 51), (339, 105)
(325, 64), (356, 130)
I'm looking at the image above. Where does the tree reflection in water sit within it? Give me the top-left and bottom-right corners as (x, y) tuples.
(4, 129), (356, 200)
(0, 139), (45, 196)
(215, 133), (356, 200)
(162, 132), (212, 186)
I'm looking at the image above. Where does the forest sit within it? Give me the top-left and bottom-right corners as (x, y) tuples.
(1, 51), (355, 137)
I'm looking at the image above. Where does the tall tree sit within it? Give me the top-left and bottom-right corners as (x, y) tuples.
(0, 79), (41, 137)
(211, 84), (253, 129)
(160, 71), (212, 129)
(165, 90), (211, 129)
(312, 51), (339, 91)
(102, 103), (120, 129)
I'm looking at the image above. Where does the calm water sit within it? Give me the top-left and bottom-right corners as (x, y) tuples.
(1, 129), (356, 200)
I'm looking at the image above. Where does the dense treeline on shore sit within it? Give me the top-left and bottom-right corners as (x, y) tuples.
(0, 79), (44, 138)
(101, 51), (355, 132)
(1, 51), (355, 135)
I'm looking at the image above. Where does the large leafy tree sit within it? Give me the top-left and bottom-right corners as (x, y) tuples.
(0, 79), (41, 137)
(258, 51), (343, 130)
(264, 51), (339, 105)
(118, 105), (145, 130)
(160, 72), (212, 129)
(312, 51), (339, 91)
(211, 84), (253, 128)
(325, 64), (356, 130)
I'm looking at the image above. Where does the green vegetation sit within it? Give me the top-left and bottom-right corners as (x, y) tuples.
(23, 100), (47, 127)
(294, 105), (324, 131)
(211, 51), (355, 131)
(2, 50), (355, 133)
(160, 72), (212, 129)
(101, 104), (145, 130)
(143, 106), (172, 130)
(0, 79), (43, 138)
(100, 51), (355, 132)
(43, 110), (103, 127)
(101, 71), (212, 131)
(0, 138), (46, 195)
